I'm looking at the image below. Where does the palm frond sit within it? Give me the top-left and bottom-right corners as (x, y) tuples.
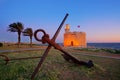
(17, 22), (24, 31)
(23, 28), (33, 36)
(8, 22), (24, 32)
(8, 23), (18, 32)
(7, 27), (18, 32)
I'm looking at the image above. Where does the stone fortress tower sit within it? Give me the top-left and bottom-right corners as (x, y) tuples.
(64, 24), (87, 47)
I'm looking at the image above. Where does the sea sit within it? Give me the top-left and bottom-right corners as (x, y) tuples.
(87, 43), (120, 50)
(37, 43), (120, 50)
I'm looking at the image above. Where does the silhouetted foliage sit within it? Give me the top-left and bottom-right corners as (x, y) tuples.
(23, 28), (33, 47)
(0, 43), (3, 47)
(8, 22), (24, 47)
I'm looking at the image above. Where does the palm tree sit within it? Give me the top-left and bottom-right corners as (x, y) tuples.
(8, 22), (24, 47)
(23, 28), (33, 47)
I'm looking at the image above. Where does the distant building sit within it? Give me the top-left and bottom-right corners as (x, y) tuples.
(64, 24), (87, 47)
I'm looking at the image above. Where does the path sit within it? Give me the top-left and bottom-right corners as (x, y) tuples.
(74, 53), (120, 60)
(0, 48), (44, 53)
(0, 48), (120, 60)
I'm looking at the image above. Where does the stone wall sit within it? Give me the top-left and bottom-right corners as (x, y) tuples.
(64, 31), (86, 47)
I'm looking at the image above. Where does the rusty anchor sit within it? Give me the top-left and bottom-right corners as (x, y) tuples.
(31, 13), (94, 79)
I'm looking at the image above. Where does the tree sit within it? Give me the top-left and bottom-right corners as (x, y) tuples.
(8, 22), (24, 47)
(23, 28), (33, 47)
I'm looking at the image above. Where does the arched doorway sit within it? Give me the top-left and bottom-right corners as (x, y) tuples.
(71, 41), (73, 46)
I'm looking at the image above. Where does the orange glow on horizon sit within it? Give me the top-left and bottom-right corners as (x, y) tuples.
(87, 38), (120, 43)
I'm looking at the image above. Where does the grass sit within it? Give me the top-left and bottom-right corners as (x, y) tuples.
(74, 48), (120, 54)
(0, 44), (41, 50)
(0, 48), (120, 80)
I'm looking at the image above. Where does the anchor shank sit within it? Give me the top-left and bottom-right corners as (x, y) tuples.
(52, 13), (69, 41)
(31, 45), (51, 79)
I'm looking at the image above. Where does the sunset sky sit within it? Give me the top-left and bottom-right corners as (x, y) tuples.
(0, 0), (120, 43)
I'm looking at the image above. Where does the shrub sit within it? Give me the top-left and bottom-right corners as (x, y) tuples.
(114, 49), (120, 54)
(0, 42), (3, 47)
(103, 48), (120, 54)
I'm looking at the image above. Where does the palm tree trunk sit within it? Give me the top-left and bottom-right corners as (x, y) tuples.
(30, 36), (32, 47)
(18, 32), (21, 48)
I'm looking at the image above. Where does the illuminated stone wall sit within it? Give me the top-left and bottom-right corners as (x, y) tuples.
(64, 24), (86, 47)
